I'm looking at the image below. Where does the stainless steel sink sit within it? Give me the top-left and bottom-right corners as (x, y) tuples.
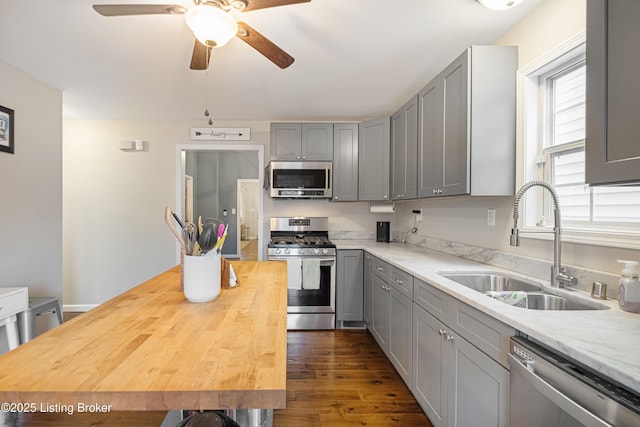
(440, 272), (542, 293)
(522, 293), (604, 310)
(439, 271), (608, 311)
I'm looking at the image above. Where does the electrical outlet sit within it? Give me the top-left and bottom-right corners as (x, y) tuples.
(487, 209), (496, 227)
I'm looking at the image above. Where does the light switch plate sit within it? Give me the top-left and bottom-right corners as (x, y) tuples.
(487, 209), (496, 226)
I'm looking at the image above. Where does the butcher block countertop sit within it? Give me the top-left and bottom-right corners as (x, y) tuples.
(0, 261), (288, 411)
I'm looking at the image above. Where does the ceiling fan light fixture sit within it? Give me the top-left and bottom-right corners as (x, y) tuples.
(476, 0), (524, 10)
(185, 4), (238, 48)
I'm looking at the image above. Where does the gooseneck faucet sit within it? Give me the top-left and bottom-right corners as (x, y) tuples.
(510, 181), (577, 288)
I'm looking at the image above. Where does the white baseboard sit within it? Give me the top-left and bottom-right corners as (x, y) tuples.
(62, 304), (98, 313)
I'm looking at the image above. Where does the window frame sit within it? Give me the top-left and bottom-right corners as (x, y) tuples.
(518, 32), (640, 250)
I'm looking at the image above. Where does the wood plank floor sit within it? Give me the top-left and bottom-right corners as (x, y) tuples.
(274, 330), (432, 426)
(240, 239), (258, 261)
(14, 329), (431, 426)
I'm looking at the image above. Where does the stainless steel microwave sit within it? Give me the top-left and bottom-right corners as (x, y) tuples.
(267, 161), (332, 199)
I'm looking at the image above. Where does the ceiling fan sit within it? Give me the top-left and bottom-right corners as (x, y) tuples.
(92, 0), (310, 70)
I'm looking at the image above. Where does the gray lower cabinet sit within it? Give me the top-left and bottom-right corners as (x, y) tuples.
(413, 303), (448, 427)
(368, 256), (413, 388)
(412, 278), (512, 427)
(358, 117), (391, 201)
(362, 253), (512, 427)
(336, 249), (364, 326)
(448, 330), (509, 427)
(586, 0), (640, 185)
(363, 253), (373, 327)
(370, 273), (390, 348)
(332, 123), (359, 201)
(413, 304), (509, 427)
(389, 287), (413, 388)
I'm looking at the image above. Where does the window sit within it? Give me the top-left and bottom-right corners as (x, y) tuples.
(522, 39), (640, 248)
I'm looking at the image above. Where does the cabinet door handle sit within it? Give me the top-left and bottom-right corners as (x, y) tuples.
(396, 279), (403, 284)
(376, 267), (384, 272)
(446, 334), (455, 342)
(438, 329), (447, 336)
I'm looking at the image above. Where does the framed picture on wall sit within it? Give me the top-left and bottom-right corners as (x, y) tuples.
(0, 105), (14, 154)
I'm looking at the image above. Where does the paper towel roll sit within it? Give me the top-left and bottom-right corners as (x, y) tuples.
(369, 202), (396, 213)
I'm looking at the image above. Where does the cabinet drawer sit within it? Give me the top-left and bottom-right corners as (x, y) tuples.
(0, 288), (28, 319)
(370, 256), (390, 281)
(390, 267), (414, 299)
(413, 278), (450, 320)
(449, 299), (515, 368)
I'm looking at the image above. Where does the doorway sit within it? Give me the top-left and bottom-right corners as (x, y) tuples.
(176, 144), (264, 261)
(237, 179), (259, 260)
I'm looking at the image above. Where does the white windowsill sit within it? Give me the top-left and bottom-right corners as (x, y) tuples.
(519, 226), (640, 250)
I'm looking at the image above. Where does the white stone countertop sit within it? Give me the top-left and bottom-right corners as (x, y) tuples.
(334, 239), (640, 394)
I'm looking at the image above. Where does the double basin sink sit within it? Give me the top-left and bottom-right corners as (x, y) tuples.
(439, 272), (609, 311)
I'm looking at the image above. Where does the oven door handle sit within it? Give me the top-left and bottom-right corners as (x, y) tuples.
(508, 354), (612, 427)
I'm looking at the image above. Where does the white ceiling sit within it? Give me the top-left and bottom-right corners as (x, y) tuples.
(0, 0), (543, 121)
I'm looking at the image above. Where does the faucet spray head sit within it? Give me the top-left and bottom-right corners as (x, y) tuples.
(510, 228), (520, 246)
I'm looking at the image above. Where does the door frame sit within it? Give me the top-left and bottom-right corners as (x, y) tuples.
(175, 144), (265, 262)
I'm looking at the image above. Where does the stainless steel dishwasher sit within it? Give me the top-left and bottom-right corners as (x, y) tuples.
(509, 336), (640, 426)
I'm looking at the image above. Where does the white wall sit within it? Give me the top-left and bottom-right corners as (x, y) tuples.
(0, 61), (63, 300)
(395, 0), (640, 276)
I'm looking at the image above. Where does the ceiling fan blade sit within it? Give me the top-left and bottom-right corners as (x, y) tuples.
(237, 0), (311, 12)
(190, 40), (212, 70)
(92, 4), (187, 16)
(236, 21), (294, 69)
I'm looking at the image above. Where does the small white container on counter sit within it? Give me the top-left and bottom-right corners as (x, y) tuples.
(617, 260), (640, 313)
(183, 252), (221, 303)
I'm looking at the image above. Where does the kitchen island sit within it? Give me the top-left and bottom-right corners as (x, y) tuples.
(0, 261), (287, 411)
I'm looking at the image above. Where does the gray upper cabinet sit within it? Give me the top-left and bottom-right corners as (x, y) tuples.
(358, 116), (391, 201)
(418, 46), (517, 198)
(586, 0), (640, 185)
(418, 77), (443, 198)
(332, 123), (359, 201)
(391, 95), (419, 200)
(270, 122), (333, 161)
(270, 123), (302, 160)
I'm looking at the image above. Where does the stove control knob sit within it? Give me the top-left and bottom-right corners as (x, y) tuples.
(298, 249), (306, 255)
(284, 248), (290, 255)
(322, 248), (328, 255)
(313, 248), (320, 255)
(275, 248), (281, 255)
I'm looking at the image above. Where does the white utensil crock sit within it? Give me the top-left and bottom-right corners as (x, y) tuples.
(183, 252), (221, 302)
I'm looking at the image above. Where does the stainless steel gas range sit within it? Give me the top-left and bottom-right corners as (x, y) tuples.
(267, 217), (336, 330)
